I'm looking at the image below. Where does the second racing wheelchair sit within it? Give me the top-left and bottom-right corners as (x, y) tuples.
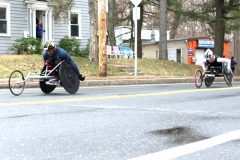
(194, 62), (234, 88)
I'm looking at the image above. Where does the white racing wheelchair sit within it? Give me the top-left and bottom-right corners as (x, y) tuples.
(8, 60), (80, 96)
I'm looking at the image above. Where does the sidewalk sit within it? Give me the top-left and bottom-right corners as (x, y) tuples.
(1, 76), (239, 89)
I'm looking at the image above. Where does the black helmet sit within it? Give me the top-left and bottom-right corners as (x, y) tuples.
(44, 40), (55, 51)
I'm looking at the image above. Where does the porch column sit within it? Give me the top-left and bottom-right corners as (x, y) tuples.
(32, 9), (36, 38)
(49, 10), (53, 40)
(28, 8), (32, 36)
(44, 11), (48, 42)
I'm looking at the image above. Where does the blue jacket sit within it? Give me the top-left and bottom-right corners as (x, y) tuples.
(43, 47), (81, 77)
(36, 25), (42, 37)
(231, 59), (237, 68)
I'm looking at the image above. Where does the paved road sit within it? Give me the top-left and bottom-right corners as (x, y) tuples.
(0, 82), (240, 160)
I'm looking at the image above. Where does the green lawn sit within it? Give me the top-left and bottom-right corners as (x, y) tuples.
(0, 55), (200, 78)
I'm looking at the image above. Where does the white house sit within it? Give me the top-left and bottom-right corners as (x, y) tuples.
(114, 26), (169, 46)
(0, 0), (90, 54)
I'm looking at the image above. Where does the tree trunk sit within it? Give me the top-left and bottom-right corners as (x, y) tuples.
(107, 0), (116, 47)
(130, 3), (134, 50)
(234, 30), (240, 76)
(88, 0), (98, 62)
(214, 0), (225, 57)
(137, 4), (143, 58)
(170, 0), (182, 39)
(159, 0), (167, 60)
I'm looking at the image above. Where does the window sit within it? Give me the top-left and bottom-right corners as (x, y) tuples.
(69, 10), (81, 38)
(0, 3), (10, 36)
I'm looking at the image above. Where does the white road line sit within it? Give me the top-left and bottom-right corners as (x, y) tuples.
(130, 130), (240, 160)
(71, 105), (175, 111)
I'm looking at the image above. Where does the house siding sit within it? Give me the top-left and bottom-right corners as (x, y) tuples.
(0, 0), (28, 54)
(0, 0), (90, 54)
(79, 0), (90, 49)
(52, 0), (90, 50)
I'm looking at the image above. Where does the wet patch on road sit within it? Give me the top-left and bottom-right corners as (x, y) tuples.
(150, 126), (209, 144)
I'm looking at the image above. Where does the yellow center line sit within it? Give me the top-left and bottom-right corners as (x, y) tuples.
(2, 86), (240, 106)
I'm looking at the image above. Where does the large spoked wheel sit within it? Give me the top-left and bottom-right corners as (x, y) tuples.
(205, 77), (215, 87)
(194, 69), (203, 88)
(224, 71), (234, 87)
(221, 62), (234, 87)
(8, 70), (25, 96)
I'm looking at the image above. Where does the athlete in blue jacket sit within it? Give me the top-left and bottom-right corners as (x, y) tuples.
(43, 40), (85, 81)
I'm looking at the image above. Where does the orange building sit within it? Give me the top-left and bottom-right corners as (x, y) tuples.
(187, 36), (229, 65)
(142, 36), (230, 65)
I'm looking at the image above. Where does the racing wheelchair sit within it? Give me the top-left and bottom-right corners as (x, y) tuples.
(194, 62), (234, 88)
(8, 60), (80, 96)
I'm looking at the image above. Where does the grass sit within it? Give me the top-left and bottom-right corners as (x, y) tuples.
(0, 55), (201, 78)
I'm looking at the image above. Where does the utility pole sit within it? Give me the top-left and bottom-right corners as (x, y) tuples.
(98, 0), (107, 77)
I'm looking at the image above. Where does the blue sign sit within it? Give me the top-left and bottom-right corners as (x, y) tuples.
(188, 48), (193, 56)
(198, 39), (214, 48)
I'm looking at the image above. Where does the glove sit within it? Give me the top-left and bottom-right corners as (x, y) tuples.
(46, 59), (53, 68)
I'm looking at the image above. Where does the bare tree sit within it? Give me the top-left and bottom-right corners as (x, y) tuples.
(137, 4), (144, 58)
(159, 0), (167, 60)
(168, 0), (182, 39)
(88, 0), (98, 62)
(214, 0), (225, 56)
(47, 0), (74, 24)
(107, 0), (116, 47)
(234, 30), (240, 75)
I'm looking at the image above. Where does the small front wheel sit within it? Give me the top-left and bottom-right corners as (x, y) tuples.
(194, 69), (203, 88)
(8, 70), (25, 96)
(205, 77), (215, 87)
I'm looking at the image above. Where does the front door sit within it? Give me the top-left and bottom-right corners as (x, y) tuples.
(36, 10), (44, 45)
(167, 48), (182, 63)
(195, 49), (204, 66)
(168, 48), (177, 62)
(27, 2), (53, 46)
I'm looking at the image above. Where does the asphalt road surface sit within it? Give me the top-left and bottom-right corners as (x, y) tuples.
(0, 82), (240, 160)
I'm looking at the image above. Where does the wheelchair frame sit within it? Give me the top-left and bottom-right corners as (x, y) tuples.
(8, 60), (80, 96)
(194, 62), (234, 88)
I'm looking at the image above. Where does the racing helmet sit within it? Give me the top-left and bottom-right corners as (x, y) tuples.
(44, 40), (55, 51)
(204, 49), (213, 59)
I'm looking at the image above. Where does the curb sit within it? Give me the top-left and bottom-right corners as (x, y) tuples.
(1, 77), (239, 89)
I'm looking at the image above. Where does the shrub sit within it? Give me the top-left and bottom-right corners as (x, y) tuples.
(10, 37), (42, 55)
(76, 39), (89, 58)
(59, 36), (89, 57)
(58, 36), (80, 56)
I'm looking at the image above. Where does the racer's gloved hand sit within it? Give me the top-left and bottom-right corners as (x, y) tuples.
(79, 75), (85, 81)
(46, 59), (53, 68)
(54, 59), (61, 66)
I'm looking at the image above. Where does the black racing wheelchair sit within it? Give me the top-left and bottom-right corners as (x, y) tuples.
(194, 62), (234, 88)
(8, 60), (80, 96)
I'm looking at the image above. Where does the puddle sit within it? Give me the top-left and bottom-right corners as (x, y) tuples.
(150, 126), (209, 144)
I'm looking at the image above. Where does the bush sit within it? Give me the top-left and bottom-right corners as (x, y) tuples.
(59, 36), (89, 57)
(10, 37), (42, 55)
(58, 36), (80, 56)
(76, 39), (89, 58)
